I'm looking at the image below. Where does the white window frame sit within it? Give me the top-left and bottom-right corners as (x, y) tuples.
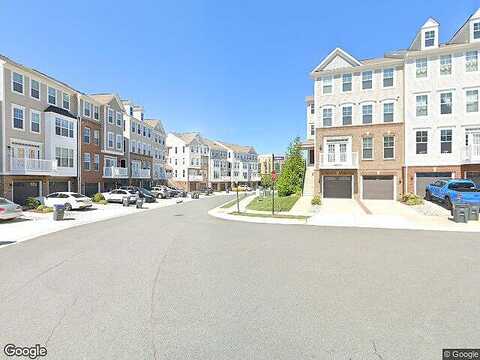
(342, 73), (352, 92)
(11, 104), (25, 131)
(416, 58), (428, 78)
(383, 102), (394, 122)
(440, 128), (453, 154)
(440, 55), (452, 75)
(84, 152), (91, 171)
(93, 154), (100, 171)
(131, 140), (136, 153)
(47, 87), (57, 105)
(322, 107), (333, 127)
(466, 89), (479, 113)
(107, 132), (114, 149)
(424, 30), (435, 48)
(342, 105), (353, 125)
(362, 71), (373, 90)
(93, 105), (99, 120)
(116, 134), (123, 151)
(93, 130), (100, 146)
(11, 72), (24, 95)
(83, 127), (91, 144)
(116, 111), (123, 127)
(30, 78), (40, 100)
(440, 92), (453, 115)
(62, 93), (70, 110)
(471, 21), (480, 41)
(322, 76), (333, 94)
(361, 103), (373, 124)
(383, 136), (395, 160)
(108, 108), (114, 124)
(416, 95), (428, 117)
(383, 68), (394, 88)
(30, 109), (41, 134)
(83, 101), (92, 117)
(415, 130), (428, 155)
(362, 137), (374, 160)
(466, 51), (478, 72)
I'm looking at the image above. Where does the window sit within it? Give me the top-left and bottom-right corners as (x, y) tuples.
(362, 104), (373, 124)
(84, 153), (91, 171)
(424, 30), (435, 47)
(467, 90), (479, 112)
(30, 79), (40, 99)
(440, 92), (452, 114)
(132, 122), (136, 132)
(107, 132), (114, 148)
(310, 103), (315, 114)
(108, 109), (114, 123)
(116, 112), (122, 126)
(416, 95), (428, 116)
(466, 51), (478, 72)
(55, 118), (74, 138)
(474, 22), (480, 40)
(12, 106), (24, 130)
(131, 140), (136, 153)
(94, 106), (99, 120)
(84, 101), (91, 117)
(94, 154), (99, 171)
(116, 135), (123, 151)
(48, 87), (56, 105)
(362, 71), (372, 89)
(383, 136), (394, 159)
(440, 129), (452, 154)
(416, 131), (428, 154)
(416, 58), (427, 78)
(322, 77), (332, 94)
(362, 137), (373, 160)
(310, 124), (314, 136)
(83, 127), (90, 144)
(93, 130), (100, 146)
(440, 55), (452, 75)
(342, 106), (352, 125)
(342, 73), (352, 92)
(383, 68), (394, 87)
(63, 93), (70, 110)
(383, 103), (394, 122)
(30, 110), (40, 133)
(12, 72), (24, 94)
(322, 108), (332, 127)
(55, 147), (74, 168)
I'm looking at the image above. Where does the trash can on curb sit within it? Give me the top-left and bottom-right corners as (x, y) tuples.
(53, 204), (65, 221)
(469, 205), (480, 221)
(453, 204), (470, 223)
(122, 196), (130, 207)
(136, 198), (144, 209)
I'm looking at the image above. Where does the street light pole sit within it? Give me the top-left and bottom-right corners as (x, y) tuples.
(272, 153), (275, 216)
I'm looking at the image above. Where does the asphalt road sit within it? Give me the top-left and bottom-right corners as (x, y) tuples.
(0, 195), (479, 360)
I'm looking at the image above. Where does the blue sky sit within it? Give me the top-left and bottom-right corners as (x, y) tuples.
(1, 0), (479, 154)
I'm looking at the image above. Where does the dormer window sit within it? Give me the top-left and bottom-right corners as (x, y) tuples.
(424, 30), (435, 47)
(474, 22), (480, 39)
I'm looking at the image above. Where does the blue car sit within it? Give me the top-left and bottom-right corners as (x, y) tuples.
(425, 179), (480, 209)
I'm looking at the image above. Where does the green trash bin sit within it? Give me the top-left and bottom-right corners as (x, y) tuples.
(453, 204), (469, 223)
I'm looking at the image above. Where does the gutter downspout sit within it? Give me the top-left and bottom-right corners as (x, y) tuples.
(77, 94), (82, 193)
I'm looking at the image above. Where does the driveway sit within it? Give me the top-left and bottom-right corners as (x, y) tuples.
(0, 195), (479, 359)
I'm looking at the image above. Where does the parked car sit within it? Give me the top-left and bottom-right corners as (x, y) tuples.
(425, 179), (480, 209)
(150, 186), (171, 199)
(200, 187), (213, 195)
(103, 189), (138, 204)
(0, 197), (23, 221)
(232, 185), (248, 191)
(168, 186), (187, 198)
(44, 192), (93, 211)
(138, 188), (157, 203)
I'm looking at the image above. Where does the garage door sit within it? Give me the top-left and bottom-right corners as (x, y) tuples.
(84, 183), (99, 197)
(13, 181), (40, 206)
(415, 172), (452, 196)
(466, 172), (480, 188)
(323, 176), (352, 198)
(362, 176), (394, 200)
(49, 181), (68, 194)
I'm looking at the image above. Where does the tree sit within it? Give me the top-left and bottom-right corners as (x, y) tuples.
(276, 137), (305, 197)
(260, 174), (273, 188)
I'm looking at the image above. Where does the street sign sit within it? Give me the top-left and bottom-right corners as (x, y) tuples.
(271, 170), (277, 182)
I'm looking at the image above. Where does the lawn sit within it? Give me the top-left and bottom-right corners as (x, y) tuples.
(220, 193), (248, 208)
(246, 194), (300, 212)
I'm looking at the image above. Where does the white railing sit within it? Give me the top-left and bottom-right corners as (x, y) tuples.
(319, 152), (359, 169)
(462, 145), (480, 162)
(103, 166), (129, 178)
(132, 168), (151, 178)
(10, 157), (57, 174)
(189, 175), (204, 181)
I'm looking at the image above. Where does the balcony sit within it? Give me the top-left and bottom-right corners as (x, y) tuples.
(189, 174), (204, 181)
(10, 157), (57, 175)
(462, 145), (480, 163)
(132, 168), (151, 179)
(103, 166), (128, 178)
(318, 152), (359, 169)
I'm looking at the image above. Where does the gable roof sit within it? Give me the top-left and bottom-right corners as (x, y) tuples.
(144, 119), (165, 134)
(90, 93), (124, 110)
(216, 141), (256, 154)
(311, 48), (362, 73)
(202, 138), (225, 151)
(171, 132), (202, 145)
(449, 8), (480, 44)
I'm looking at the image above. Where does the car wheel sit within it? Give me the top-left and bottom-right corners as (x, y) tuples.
(64, 203), (72, 211)
(444, 197), (453, 210)
(425, 190), (432, 201)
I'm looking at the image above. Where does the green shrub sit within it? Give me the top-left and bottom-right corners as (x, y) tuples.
(36, 204), (46, 211)
(400, 193), (423, 206)
(276, 137), (305, 197)
(25, 197), (41, 209)
(92, 193), (105, 203)
(98, 199), (108, 205)
(42, 207), (53, 213)
(311, 195), (321, 206)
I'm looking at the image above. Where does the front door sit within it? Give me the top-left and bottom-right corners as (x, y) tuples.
(308, 149), (315, 166)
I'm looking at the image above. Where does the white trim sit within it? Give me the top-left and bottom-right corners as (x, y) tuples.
(11, 71), (24, 95)
(47, 86), (57, 105)
(383, 135), (395, 160)
(30, 109), (41, 134)
(11, 103), (26, 131)
(62, 92), (71, 111)
(29, 78), (41, 101)
(382, 67), (395, 88)
(107, 131), (114, 149)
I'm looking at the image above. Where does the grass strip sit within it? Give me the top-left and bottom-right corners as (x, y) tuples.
(230, 211), (309, 220)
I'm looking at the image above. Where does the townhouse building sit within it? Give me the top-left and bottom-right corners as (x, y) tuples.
(78, 94), (103, 196)
(144, 119), (167, 186)
(216, 141), (260, 187)
(305, 48), (405, 200)
(403, 11), (480, 195)
(166, 132), (209, 191)
(90, 94), (127, 191)
(258, 154), (285, 177)
(0, 55), (80, 205)
(203, 138), (231, 191)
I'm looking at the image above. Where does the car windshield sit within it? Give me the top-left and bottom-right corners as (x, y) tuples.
(140, 188), (153, 196)
(449, 182), (476, 190)
(70, 193), (86, 198)
(0, 198), (10, 204)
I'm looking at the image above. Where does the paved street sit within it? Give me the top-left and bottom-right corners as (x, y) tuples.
(0, 195), (479, 360)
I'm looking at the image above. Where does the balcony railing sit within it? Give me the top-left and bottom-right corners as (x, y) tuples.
(319, 152), (359, 169)
(132, 168), (151, 179)
(10, 157), (57, 175)
(103, 166), (129, 178)
(462, 145), (480, 163)
(189, 174), (204, 181)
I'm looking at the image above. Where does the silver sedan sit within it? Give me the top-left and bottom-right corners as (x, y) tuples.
(0, 197), (23, 221)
